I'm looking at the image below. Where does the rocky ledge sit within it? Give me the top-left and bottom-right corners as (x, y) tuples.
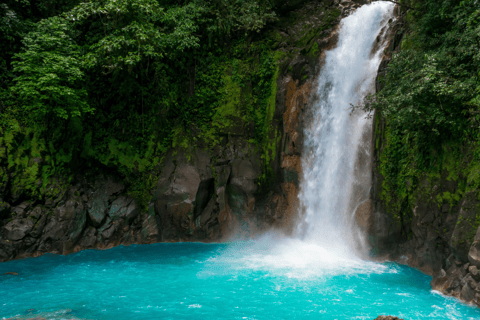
(430, 227), (480, 305)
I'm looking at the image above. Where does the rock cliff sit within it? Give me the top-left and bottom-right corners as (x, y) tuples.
(0, 0), (362, 262)
(367, 5), (480, 307)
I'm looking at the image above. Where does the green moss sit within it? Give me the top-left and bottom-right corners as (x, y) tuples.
(268, 30), (286, 48)
(307, 41), (320, 58)
(453, 211), (480, 246)
(436, 190), (463, 207)
(172, 126), (194, 159)
(467, 163), (480, 195)
(325, 8), (341, 26)
(258, 51), (283, 186)
(214, 73), (244, 128)
(296, 26), (323, 48)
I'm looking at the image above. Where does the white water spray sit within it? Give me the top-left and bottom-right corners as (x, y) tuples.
(297, 2), (394, 257)
(216, 2), (395, 274)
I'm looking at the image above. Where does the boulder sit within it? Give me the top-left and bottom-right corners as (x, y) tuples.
(29, 213), (47, 239)
(215, 165), (231, 189)
(79, 227), (97, 248)
(40, 198), (86, 247)
(463, 273), (477, 289)
(230, 159), (260, 194)
(101, 224), (116, 240)
(154, 152), (176, 198)
(56, 199), (87, 243)
(196, 197), (218, 229)
(141, 213), (160, 242)
(450, 192), (479, 263)
(0, 239), (14, 260)
(468, 240), (480, 268)
(460, 283), (476, 302)
(374, 317), (403, 320)
(217, 186), (228, 213)
(97, 217), (113, 241)
(355, 199), (373, 231)
(43, 179), (68, 209)
(431, 268), (463, 295)
(87, 177), (125, 227)
(227, 184), (249, 218)
(109, 196), (139, 223)
(2, 218), (34, 241)
(12, 201), (32, 218)
(88, 198), (107, 227)
(42, 217), (66, 242)
(193, 179), (215, 221)
(469, 265), (480, 281)
(154, 150), (214, 238)
(28, 206), (42, 220)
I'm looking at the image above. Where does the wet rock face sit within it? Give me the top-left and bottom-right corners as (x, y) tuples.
(154, 150), (215, 240)
(469, 239), (480, 268)
(431, 260), (480, 305)
(0, 176), (154, 261)
(370, 4), (480, 308)
(3, 218), (34, 241)
(0, 95), (299, 261)
(372, 117), (480, 304)
(0, 140), (293, 260)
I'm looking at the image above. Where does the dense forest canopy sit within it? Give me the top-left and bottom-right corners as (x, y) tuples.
(366, 0), (480, 213)
(0, 0), (478, 209)
(0, 0), (296, 205)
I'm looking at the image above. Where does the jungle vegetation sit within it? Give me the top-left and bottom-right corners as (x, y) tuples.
(0, 0), (298, 204)
(368, 0), (480, 215)
(1, 0), (478, 212)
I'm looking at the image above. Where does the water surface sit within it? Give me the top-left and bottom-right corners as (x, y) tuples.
(1, 239), (479, 320)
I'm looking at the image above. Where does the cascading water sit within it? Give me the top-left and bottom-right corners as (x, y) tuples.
(207, 1), (399, 275)
(297, 1), (394, 257)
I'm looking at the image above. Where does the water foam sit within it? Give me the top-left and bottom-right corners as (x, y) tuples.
(205, 234), (391, 279)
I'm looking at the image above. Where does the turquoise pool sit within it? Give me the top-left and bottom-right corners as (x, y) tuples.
(1, 237), (479, 319)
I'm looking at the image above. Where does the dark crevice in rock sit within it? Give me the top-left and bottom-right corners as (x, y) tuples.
(194, 179), (215, 220)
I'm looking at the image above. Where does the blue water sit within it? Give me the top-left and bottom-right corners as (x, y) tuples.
(1, 239), (480, 320)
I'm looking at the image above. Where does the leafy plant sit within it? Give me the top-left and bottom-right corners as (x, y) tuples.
(12, 16), (92, 120)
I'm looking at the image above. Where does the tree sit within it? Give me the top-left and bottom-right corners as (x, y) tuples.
(11, 16), (92, 121)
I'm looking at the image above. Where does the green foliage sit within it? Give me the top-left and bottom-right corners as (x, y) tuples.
(0, 0), (283, 207)
(70, 0), (205, 70)
(371, 0), (480, 213)
(12, 16), (92, 120)
(205, 0), (276, 36)
(370, 0), (479, 148)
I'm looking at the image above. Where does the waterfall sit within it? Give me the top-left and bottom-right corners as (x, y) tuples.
(214, 2), (396, 276)
(296, 2), (395, 257)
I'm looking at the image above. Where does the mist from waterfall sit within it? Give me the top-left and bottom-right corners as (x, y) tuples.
(296, 2), (394, 258)
(217, 2), (396, 275)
